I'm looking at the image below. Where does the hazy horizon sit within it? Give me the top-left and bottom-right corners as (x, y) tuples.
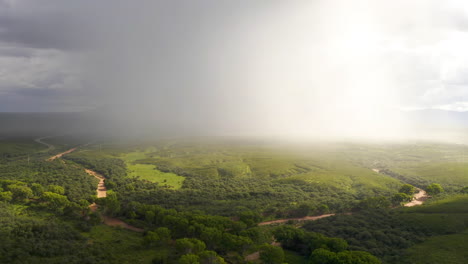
(2, 0), (468, 141)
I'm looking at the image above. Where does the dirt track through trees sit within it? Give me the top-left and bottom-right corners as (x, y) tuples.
(46, 144), (143, 232)
(258, 214), (336, 226)
(404, 188), (429, 207)
(258, 170), (429, 226)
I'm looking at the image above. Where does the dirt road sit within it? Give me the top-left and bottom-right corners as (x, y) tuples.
(372, 168), (428, 207)
(47, 146), (143, 232)
(34, 136), (56, 152)
(258, 214), (336, 226)
(404, 188), (429, 207)
(47, 147), (77, 161)
(85, 169), (107, 198)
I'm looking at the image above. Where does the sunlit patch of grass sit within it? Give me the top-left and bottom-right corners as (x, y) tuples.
(122, 150), (185, 189)
(127, 163), (184, 189)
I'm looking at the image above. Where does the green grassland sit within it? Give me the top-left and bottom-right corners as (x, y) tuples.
(121, 150), (185, 189)
(406, 231), (468, 264)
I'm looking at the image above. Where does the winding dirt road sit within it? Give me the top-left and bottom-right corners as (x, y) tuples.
(34, 136), (56, 152)
(372, 168), (429, 207)
(85, 169), (107, 198)
(46, 144), (143, 232)
(258, 170), (429, 226)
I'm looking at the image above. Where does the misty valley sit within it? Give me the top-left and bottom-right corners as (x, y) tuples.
(1, 133), (468, 264)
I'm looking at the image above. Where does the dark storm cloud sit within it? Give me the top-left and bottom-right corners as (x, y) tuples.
(0, 0), (88, 50)
(2, 0), (468, 140)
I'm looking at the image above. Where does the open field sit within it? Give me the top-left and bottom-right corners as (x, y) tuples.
(121, 150), (185, 189)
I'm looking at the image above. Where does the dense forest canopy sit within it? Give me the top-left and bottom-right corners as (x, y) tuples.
(1, 136), (468, 263)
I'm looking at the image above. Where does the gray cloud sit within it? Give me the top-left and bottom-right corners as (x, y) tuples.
(2, 0), (468, 140)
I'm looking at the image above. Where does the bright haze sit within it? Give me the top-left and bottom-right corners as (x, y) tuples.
(1, 0), (468, 142)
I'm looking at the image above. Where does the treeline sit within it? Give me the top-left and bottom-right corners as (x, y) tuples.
(0, 159), (97, 202)
(274, 225), (381, 264)
(378, 169), (428, 190)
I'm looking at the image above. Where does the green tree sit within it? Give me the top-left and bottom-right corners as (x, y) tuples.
(155, 227), (171, 245)
(199, 251), (226, 264)
(176, 238), (206, 255)
(398, 184), (415, 195)
(426, 183), (444, 196)
(259, 244), (284, 264)
(152, 250), (169, 264)
(337, 251), (381, 264)
(359, 197), (390, 209)
(461, 186), (468, 193)
(7, 184), (33, 201)
(41, 192), (70, 213)
(146, 210), (156, 224)
(200, 227), (222, 249)
(0, 191), (13, 202)
(220, 233), (252, 253)
(99, 190), (120, 215)
(273, 225), (305, 249)
(178, 254), (200, 264)
(317, 204), (330, 214)
(309, 248), (338, 264)
(144, 231), (160, 248)
(326, 237), (348, 253)
(391, 193), (412, 206)
(31, 183), (45, 196)
(238, 210), (262, 227)
(48, 185), (65, 195)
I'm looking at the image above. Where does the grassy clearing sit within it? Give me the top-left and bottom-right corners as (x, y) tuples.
(127, 163), (184, 189)
(122, 150), (185, 189)
(406, 231), (468, 264)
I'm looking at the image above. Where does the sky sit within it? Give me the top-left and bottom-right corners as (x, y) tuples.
(1, 0), (468, 139)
